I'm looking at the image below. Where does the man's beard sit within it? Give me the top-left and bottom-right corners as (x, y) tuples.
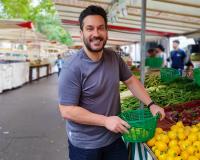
(83, 36), (107, 52)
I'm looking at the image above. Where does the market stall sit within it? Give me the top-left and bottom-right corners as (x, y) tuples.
(53, 0), (200, 159)
(0, 62), (29, 93)
(0, 20), (68, 93)
(29, 63), (50, 82)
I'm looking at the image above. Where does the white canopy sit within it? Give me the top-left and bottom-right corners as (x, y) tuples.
(53, 0), (200, 46)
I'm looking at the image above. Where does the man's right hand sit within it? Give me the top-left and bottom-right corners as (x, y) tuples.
(104, 116), (130, 134)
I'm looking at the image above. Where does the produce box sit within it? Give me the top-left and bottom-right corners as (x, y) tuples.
(165, 100), (200, 125)
(194, 68), (200, 86)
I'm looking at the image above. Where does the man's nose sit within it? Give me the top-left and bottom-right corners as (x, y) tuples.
(93, 28), (100, 36)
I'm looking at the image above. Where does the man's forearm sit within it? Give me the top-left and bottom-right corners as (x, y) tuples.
(124, 76), (152, 105)
(59, 105), (106, 126)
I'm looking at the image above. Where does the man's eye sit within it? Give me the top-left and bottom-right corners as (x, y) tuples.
(99, 27), (106, 30)
(86, 28), (93, 31)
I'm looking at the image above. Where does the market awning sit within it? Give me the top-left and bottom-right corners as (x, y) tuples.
(53, 0), (200, 46)
(0, 19), (48, 42)
(0, 20), (33, 29)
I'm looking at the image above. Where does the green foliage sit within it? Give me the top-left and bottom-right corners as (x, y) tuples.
(0, 0), (31, 19)
(35, 15), (73, 46)
(0, 0), (73, 46)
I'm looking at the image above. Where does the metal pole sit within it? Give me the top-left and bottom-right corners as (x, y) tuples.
(166, 37), (170, 67)
(140, 0), (147, 109)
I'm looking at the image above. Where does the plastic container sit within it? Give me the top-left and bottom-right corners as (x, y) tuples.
(160, 67), (180, 83)
(194, 68), (200, 86)
(119, 109), (159, 143)
(145, 57), (163, 68)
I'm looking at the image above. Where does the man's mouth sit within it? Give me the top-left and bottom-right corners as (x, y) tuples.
(90, 37), (103, 44)
(91, 39), (101, 45)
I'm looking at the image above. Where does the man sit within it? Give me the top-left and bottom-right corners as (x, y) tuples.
(55, 54), (64, 76)
(170, 40), (186, 74)
(58, 5), (165, 160)
(155, 44), (166, 67)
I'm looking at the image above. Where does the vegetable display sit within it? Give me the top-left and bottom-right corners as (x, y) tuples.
(121, 76), (200, 111)
(147, 122), (200, 160)
(165, 100), (200, 126)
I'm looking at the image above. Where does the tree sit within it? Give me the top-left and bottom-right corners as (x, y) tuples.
(35, 14), (73, 46)
(0, 0), (73, 46)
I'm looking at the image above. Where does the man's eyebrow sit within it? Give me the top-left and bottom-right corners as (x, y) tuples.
(85, 25), (93, 28)
(85, 24), (105, 27)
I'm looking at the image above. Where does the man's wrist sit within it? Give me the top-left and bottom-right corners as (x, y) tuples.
(147, 101), (155, 109)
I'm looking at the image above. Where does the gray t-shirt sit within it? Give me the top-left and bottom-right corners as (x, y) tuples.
(58, 48), (132, 149)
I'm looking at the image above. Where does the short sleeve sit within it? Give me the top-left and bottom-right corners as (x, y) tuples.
(182, 50), (186, 58)
(58, 65), (81, 106)
(118, 55), (132, 81)
(170, 51), (172, 58)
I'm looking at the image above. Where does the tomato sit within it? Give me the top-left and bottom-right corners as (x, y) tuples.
(180, 140), (190, 151)
(181, 151), (189, 160)
(155, 141), (167, 152)
(167, 148), (178, 157)
(147, 137), (156, 147)
(188, 133), (197, 142)
(191, 126), (199, 133)
(188, 156), (198, 160)
(177, 128), (184, 133)
(193, 141), (200, 150)
(174, 156), (183, 160)
(169, 140), (178, 148)
(155, 149), (161, 157)
(187, 146), (196, 155)
(176, 121), (184, 128)
(156, 128), (164, 134)
(168, 131), (177, 140)
(158, 153), (167, 160)
(156, 134), (164, 141)
(178, 132), (186, 140)
(171, 125), (179, 131)
(152, 146), (157, 152)
(171, 146), (181, 155)
(194, 153), (200, 159)
(161, 134), (169, 144)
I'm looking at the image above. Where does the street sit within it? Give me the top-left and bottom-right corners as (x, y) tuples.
(0, 75), (68, 160)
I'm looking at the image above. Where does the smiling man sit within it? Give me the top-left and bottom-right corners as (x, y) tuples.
(58, 5), (165, 160)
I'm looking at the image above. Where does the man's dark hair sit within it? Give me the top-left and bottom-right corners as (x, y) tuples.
(79, 5), (107, 30)
(173, 40), (180, 44)
(148, 48), (155, 54)
(157, 44), (165, 52)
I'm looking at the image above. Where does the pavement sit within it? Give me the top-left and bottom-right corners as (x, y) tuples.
(0, 75), (68, 160)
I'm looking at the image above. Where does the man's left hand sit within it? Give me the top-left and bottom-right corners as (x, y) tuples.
(149, 104), (165, 120)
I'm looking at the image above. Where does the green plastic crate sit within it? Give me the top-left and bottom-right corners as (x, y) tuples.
(194, 68), (200, 86)
(160, 68), (180, 83)
(119, 109), (159, 143)
(145, 57), (163, 68)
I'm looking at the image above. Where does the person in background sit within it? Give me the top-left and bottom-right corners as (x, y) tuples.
(147, 48), (156, 57)
(156, 44), (166, 67)
(58, 5), (165, 160)
(185, 59), (194, 78)
(170, 40), (186, 75)
(55, 54), (64, 76)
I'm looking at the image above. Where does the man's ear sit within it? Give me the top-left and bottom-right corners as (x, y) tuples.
(80, 30), (83, 41)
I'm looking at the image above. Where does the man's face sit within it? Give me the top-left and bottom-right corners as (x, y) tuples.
(156, 48), (161, 53)
(173, 42), (179, 50)
(80, 15), (108, 52)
